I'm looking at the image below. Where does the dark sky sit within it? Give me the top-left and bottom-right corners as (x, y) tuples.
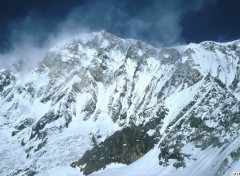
(0, 0), (240, 53)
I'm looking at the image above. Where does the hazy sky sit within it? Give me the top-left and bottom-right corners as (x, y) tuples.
(0, 0), (240, 69)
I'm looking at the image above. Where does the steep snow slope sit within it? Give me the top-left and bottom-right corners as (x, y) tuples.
(0, 31), (240, 176)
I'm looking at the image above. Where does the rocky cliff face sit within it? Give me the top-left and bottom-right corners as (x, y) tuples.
(71, 109), (167, 175)
(0, 31), (240, 176)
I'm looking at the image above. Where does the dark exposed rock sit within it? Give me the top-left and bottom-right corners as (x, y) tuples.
(71, 107), (168, 175)
(0, 70), (15, 92)
(82, 98), (96, 120)
(157, 61), (202, 101)
(71, 126), (155, 175)
(159, 48), (181, 65)
(12, 168), (37, 176)
(12, 118), (34, 136)
(158, 79), (240, 169)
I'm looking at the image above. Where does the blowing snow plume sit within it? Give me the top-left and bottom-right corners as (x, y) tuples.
(0, 0), (219, 73)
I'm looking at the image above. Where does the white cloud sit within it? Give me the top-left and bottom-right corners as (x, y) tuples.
(0, 0), (218, 73)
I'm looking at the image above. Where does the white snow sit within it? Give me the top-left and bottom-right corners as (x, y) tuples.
(36, 166), (81, 176)
(161, 79), (204, 134)
(1, 32), (240, 176)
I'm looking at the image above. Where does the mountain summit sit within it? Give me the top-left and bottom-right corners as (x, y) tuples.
(0, 31), (240, 176)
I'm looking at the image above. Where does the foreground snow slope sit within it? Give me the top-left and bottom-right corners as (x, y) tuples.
(0, 31), (240, 176)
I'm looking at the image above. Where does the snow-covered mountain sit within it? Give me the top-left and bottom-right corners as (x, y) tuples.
(0, 31), (240, 176)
